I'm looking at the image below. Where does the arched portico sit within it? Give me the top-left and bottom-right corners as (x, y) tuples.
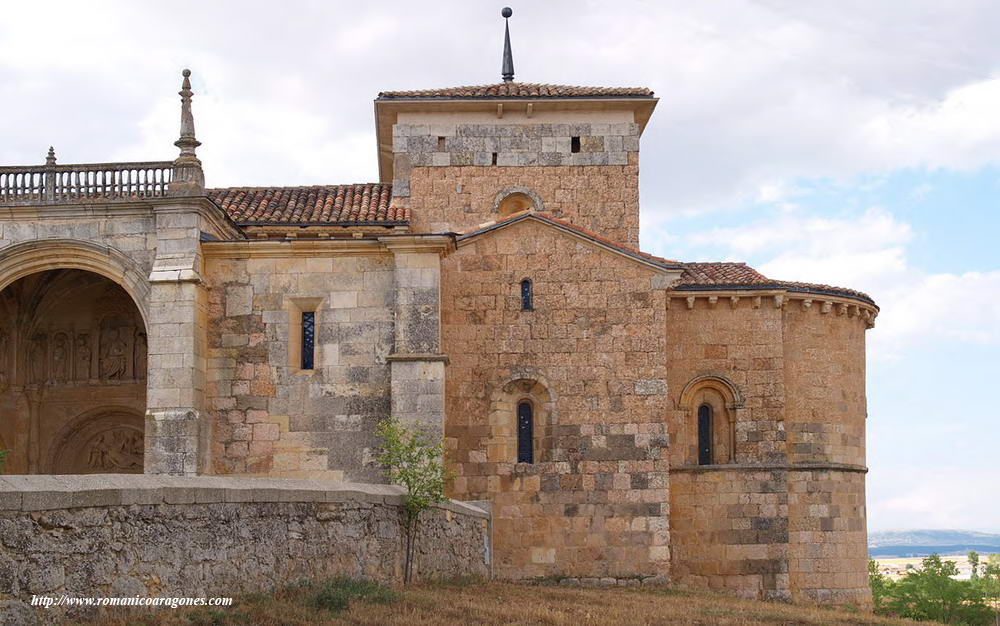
(0, 267), (147, 474)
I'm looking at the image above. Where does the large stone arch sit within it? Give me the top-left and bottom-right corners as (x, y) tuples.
(0, 239), (150, 327)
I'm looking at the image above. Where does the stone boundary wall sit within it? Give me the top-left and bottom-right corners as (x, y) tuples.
(0, 475), (491, 623)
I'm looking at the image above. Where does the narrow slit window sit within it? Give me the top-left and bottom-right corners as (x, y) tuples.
(570, 136), (581, 153)
(698, 404), (713, 465)
(520, 279), (533, 311)
(491, 152), (498, 166)
(517, 401), (534, 463)
(437, 136), (446, 151)
(301, 311), (315, 370)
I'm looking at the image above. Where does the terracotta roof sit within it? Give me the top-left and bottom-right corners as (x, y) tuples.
(207, 184), (409, 225)
(675, 262), (875, 305)
(457, 210), (683, 270)
(377, 82), (654, 100)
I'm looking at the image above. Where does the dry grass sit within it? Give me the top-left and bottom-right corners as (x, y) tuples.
(75, 578), (937, 626)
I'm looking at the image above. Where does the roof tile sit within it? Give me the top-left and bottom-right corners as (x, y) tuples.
(207, 184), (410, 225)
(377, 82), (654, 100)
(676, 262), (874, 304)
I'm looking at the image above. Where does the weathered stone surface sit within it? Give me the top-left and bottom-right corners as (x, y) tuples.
(0, 475), (490, 621)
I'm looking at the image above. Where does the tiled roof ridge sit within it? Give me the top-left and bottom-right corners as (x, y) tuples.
(377, 82), (655, 99)
(207, 183), (409, 225)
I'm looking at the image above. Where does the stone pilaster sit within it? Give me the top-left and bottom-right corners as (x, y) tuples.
(144, 203), (210, 475)
(380, 236), (452, 438)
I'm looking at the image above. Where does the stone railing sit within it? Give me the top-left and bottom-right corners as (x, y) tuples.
(0, 161), (175, 204)
(0, 475), (492, 621)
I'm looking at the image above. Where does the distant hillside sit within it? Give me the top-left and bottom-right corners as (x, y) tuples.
(870, 530), (1000, 557)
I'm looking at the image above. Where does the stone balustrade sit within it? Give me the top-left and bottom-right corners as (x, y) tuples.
(0, 160), (175, 205)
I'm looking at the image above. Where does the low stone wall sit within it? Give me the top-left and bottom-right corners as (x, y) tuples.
(0, 475), (491, 623)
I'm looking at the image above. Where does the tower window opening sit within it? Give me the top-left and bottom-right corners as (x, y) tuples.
(571, 136), (581, 153)
(517, 401), (534, 463)
(697, 404), (713, 465)
(520, 279), (533, 311)
(301, 311), (316, 370)
(437, 136), (446, 151)
(491, 152), (498, 166)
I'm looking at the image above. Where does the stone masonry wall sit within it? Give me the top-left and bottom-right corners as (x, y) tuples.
(0, 475), (491, 623)
(393, 121), (642, 247)
(203, 252), (396, 481)
(665, 292), (873, 606)
(442, 218), (671, 581)
(783, 303), (870, 605)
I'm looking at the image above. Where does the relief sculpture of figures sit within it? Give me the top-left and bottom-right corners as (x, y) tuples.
(75, 334), (91, 380)
(86, 429), (143, 472)
(100, 327), (128, 380)
(51, 333), (69, 382)
(28, 334), (46, 384)
(133, 331), (147, 379)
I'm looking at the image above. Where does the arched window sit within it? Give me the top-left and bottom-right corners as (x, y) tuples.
(517, 401), (534, 463)
(698, 404), (713, 465)
(520, 279), (533, 311)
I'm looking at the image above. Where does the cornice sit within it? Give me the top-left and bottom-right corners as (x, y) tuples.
(667, 289), (878, 328)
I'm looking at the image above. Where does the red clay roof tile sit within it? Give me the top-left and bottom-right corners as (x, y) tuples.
(207, 184), (409, 225)
(377, 82), (654, 99)
(675, 262), (874, 304)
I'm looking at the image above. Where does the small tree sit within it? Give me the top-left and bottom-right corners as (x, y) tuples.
(882, 554), (995, 625)
(869, 559), (895, 613)
(375, 418), (449, 584)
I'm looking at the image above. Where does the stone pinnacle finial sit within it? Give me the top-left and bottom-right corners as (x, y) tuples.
(501, 7), (514, 83)
(45, 146), (56, 165)
(168, 68), (205, 196)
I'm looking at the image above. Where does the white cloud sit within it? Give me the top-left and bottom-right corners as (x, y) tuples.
(868, 464), (1000, 533)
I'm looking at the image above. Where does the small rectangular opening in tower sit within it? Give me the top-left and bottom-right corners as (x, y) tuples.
(571, 136), (581, 153)
(491, 152), (498, 166)
(301, 311), (315, 370)
(437, 136), (446, 151)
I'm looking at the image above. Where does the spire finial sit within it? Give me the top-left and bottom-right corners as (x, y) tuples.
(175, 68), (200, 158)
(168, 68), (205, 195)
(45, 146), (56, 165)
(501, 7), (514, 83)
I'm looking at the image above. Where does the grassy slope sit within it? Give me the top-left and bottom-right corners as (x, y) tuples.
(83, 580), (936, 626)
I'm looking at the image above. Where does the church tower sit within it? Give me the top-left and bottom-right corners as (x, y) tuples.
(374, 8), (657, 247)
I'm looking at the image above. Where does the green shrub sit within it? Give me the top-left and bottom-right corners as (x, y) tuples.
(871, 554), (996, 625)
(309, 577), (398, 614)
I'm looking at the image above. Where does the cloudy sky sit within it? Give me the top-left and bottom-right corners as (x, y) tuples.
(3, 1), (998, 532)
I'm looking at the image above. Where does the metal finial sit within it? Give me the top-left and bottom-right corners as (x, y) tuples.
(501, 8), (514, 83)
(45, 146), (56, 165)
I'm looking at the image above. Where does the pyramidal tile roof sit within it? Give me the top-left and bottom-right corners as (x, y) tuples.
(377, 82), (654, 100)
(207, 184), (409, 225)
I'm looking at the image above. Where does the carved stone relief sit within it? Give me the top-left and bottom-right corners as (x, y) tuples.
(28, 334), (46, 384)
(75, 334), (92, 380)
(49, 410), (144, 474)
(51, 332), (69, 382)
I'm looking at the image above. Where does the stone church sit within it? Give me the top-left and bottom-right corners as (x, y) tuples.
(0, 18), (877, 606)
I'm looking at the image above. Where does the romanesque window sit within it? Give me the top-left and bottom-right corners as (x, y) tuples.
(521, 279), (533, 311)
(517, 401), (534, 463)
(698, 404), (713, 465)
(301, 311), (315, 370)
(679, 375), (743, 466)
(571, 136), (581, 153)
(495, 187), (544, 218)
